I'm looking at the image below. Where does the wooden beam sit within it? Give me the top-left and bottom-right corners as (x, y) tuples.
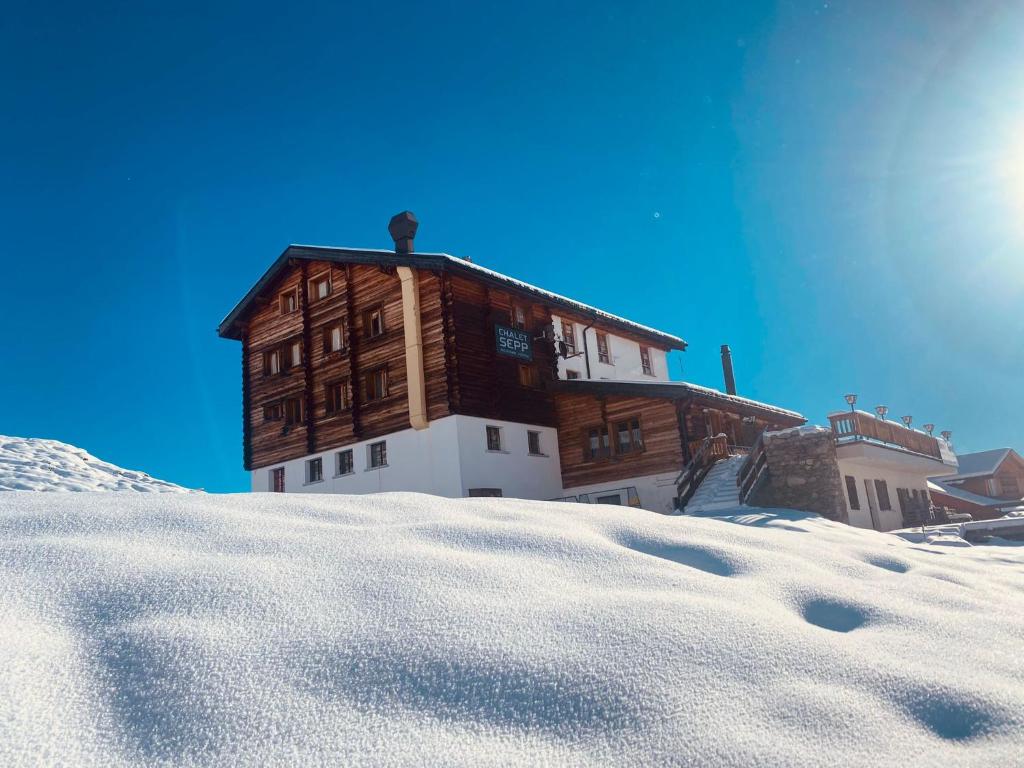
(299, 262), (316, 455)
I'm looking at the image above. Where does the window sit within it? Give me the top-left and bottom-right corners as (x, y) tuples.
(263, 348), (282, 376)
(284, 397), (303, 426)
(845, 475), (860, 510)
(640, 346), (653, 376)
(586, 425), (611, 460)
(616, 418), (644, 454)
(323, 323), (345, 354)
(518, 364), (539, 388)
(280, 289), (298, 314)
(270, 467), (285, 493)
(512, 304), (528, 330)
(874, 479), (892, 511)
(364, 306), (385, 339)
(528, 430), (542, 455)
(306, 457), (323, 484)
(596, 493), (622, 505)
(288, 340), (302, 369)
(897, 487), (909, 515)
(562, 321), (576, 355)
(309, 273), (332, 302)
(325, 381), (349, 415)
(336, 449), (354, 476)
(997, 476), (1021, 497)
(263, 402), (282, 422)
(364, 367), (389, 401)
(566, 369), (580, 380)
(596, 332), (611, 364)
(369, 441), (387, 468)
(486, 425), (503, 451)
(468, 488), (503, 497)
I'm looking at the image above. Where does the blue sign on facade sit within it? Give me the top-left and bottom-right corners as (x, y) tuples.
(494, 324), (533, 361)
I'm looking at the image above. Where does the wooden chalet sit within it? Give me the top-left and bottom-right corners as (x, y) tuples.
(217, 211), (805, 512)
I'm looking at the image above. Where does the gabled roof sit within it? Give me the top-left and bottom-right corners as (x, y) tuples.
(939, 448), (1019, 482)
(927, 480), (1020, 509)
(217, 245), (687, 349)
(551, 378), (806, 424)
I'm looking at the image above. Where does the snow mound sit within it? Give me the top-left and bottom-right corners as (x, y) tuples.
(2, 493), (1022, 766)
(0, 436), (189, 492)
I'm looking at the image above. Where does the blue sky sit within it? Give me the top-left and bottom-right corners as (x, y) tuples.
(3, 1), (1022, 491)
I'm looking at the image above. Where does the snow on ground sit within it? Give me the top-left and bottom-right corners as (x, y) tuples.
(2, 492), (1022, 767)
(0, 436), (189, 492)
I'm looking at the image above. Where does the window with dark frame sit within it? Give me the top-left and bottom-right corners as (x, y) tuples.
(596, 332), (611, 364)
(528, 430), (542, 455)
(845, 475), (860, 510)
(280, 289), (298, 314)
(364, 367), (388, 401)
(271, 467), (285, 493)
(369, 441), (387, 468)
(263, 402), (282, 422)
(283, 397), (303, 426)
(336, 449), (354, 475)
(325, 381), (349, 415)
(640, 346), (653, 375)
(468, 488), (503, 497)
(309, 273), (332, 302)
(512, 304), (528, 330)
(566, 369), (580, 380)
(616, 418), (644, 454)
(323, 322), (345, 355)
(263, 348), (282, 376)
(306, 457), (323, 484)
(586, 425), (611, 460)
(562, 321), (576, 355)
(486, 425), (502, 451)
(874, 479), (892, 511)
(364, 306), (385, 339)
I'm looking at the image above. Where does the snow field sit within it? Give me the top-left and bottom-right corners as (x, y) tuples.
(1, 492), (1022, 766)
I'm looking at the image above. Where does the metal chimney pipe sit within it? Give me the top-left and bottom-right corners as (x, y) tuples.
(721, 344), (737, 395)
(388, 211), (419, 254)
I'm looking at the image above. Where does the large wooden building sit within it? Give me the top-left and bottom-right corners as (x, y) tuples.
(218, 212), (805, 512)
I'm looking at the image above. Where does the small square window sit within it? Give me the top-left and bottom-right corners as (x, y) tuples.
(336, 449), (354, 475)
(518, 364), (539, 388)
(364, 307), (385, 338)
(325, 381), (349, 414)
(263, 402), (282, 422)
(486, 425), (502, 451)
(310, 274), (332, 301)
(280, 290), (298, 314)
(528, 430), (542, 455)
(306, 457), (323, 484)
(364, 367), (388, 401)
(369, 441), (388, 468)
(284, 397), (303, 426)
(566, 369), (580, 380)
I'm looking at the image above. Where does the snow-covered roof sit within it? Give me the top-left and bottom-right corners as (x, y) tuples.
(554, 378), (805, 422)
(939, 448), (1016, 481)
(218, 245), (686, 348)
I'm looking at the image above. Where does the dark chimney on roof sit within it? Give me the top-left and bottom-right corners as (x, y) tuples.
(721, 344), (737, 395)
(388, 211), (418, 253)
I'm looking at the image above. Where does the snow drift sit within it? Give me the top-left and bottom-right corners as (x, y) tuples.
(1, 491), (1022, 767)
(0, 436), (188, 492)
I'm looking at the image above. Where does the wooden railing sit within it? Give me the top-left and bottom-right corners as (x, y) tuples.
(736, 430), (769, 504)
(675, 434), (730, 509)
(828, 411), (941, 459)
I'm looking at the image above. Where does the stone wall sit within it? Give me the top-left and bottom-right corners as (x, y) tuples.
(746, 427), (847, 522)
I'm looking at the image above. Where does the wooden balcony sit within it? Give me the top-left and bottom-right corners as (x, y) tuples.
(828, 411), (942, 460)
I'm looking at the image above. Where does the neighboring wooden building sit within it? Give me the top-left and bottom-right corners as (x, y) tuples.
(929, 449), (1024, 521)
(217, 212), (804, 512)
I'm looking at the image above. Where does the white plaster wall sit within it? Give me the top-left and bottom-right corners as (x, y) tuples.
(454, 416), (564, 500)
(561, 471), (680, 515)
(837, 447), (945, 531)
(251, 417), (463, 497)
(250, 414), (562, 501)
(551, 313), (668, 382)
